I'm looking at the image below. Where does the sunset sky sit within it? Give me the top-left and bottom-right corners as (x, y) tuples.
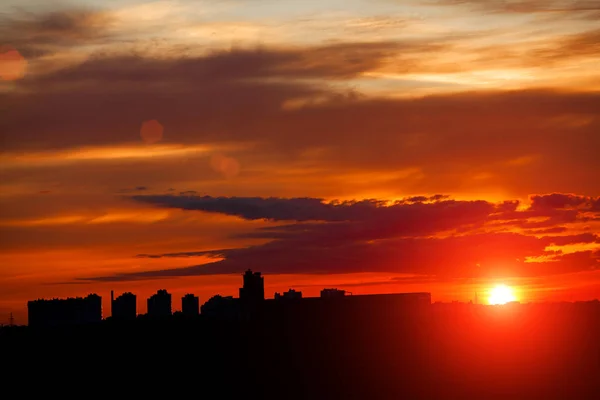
(1, 0), (599, 324)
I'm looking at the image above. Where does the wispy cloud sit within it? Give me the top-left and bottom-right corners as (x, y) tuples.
(0, 9), (115, 58)
(428, 0), (600, 15)
(0, 143), (233, 168)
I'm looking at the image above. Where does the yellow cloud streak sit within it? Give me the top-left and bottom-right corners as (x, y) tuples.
(546, 242), (600, 255)
(0, 210), (172, 227)
(0, 143), (215, 169)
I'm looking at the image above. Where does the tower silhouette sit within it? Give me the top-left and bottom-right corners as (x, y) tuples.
(239, 269), (265, 303)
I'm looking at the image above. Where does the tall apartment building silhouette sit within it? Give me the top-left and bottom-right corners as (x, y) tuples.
(147, 289), (172, 317)
(239, 269), (265, 303)
(111, 291), (137, 320)
(181, 293), (200, 316)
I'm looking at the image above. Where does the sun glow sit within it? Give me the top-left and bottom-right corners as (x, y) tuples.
(488, 284), (517, 305)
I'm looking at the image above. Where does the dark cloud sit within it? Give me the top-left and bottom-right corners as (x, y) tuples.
(131, 195), (384, 221)
(15, 41), (426, 88)
(77, 193), (600, 283)
(529, 193), (600, 211)
(0, 9), (114, 57)
(135, 250), (220, 259)
(80, 233), (600, 282)
(130, 195), (497, 227)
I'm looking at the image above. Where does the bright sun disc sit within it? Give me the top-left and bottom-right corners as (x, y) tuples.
(488, 284), (517, 305)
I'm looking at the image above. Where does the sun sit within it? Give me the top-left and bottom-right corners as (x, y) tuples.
(488, 284), (517, 305)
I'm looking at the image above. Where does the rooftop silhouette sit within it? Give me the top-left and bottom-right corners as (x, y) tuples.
(27, 293), (101, 328)
(147, 289), (172, 318)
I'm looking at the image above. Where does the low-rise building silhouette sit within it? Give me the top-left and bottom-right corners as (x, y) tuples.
(111, 291), (136, 320)
(274, 289), (302, 300)
(182, 293), (200, 316)
(147, 289), (172, 317)
(28, 294), (102, 328)
(321, 288), (347, 298)
(201, 295), (238, 320)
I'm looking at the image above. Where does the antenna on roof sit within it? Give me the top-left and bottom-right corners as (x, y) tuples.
(9, 312), (14, 326)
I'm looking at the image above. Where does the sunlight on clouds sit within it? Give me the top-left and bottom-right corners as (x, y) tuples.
(109, 0), (235, 45)
(88, 210), (172, 224)
(4, 1), (598, 97)
(524, 255), (561, 263)
(0, 215), (87, 227)
(525, 241), (600, 264)
(0, 144), (215, 168)
(0, 210), (172, 227)
(363, 69), (538, 89)
(151, 12), (436, 48)
(181, 22), (266, 43)
(546, 242), (600, 255)
(112, 1), (191, 23)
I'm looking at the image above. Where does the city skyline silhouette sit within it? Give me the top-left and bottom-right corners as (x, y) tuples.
(22, 269), (438, 326)
(12, 269), (594, 328)
(3, 268), (600, 399)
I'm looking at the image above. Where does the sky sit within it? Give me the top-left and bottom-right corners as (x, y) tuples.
(1, 0), (599, 324)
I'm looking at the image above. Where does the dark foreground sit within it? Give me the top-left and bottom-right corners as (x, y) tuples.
(3, 302), (600, 399)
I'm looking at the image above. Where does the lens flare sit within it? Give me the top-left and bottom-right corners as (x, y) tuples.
(140, 119), (164, 144)
(0, 45), (27, 81)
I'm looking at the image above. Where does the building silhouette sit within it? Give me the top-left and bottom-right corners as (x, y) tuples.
(321, 288), (347, 298)
(147, 289), (172, 317)
(274, 289), (302, 300)
(239, 269), (265, 303)
(27, 294), (102, 328)
(201, 295), (238, 320)
(23, 271), (432, 327)
(181, 293), (200, 316)
(111, 291), (136, 320)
